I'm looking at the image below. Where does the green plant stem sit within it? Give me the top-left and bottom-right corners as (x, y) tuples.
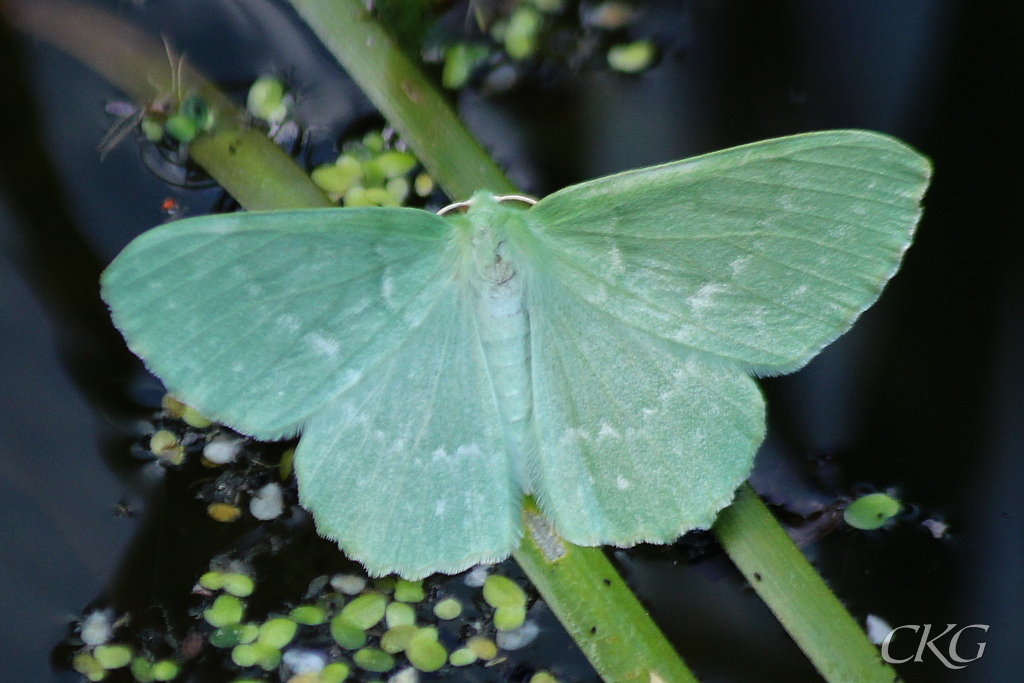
(190, 130), (334, 210)
(5, 0), (333, 211)
(713, 484), (901, 682)
(516, 498), (699, 683)
(287, 0), (516, 200)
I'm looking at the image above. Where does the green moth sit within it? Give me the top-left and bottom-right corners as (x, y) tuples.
(101, 130), (932, 579)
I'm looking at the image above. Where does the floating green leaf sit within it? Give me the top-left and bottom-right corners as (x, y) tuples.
(844, 492), (902, 530)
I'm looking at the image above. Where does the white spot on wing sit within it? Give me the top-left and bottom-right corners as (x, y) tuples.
(277, 314), (301, 331)
(729, 256), (751, 276)
(584, 284), (608, 305)
(455, 444), (483, 458)
(608, 246), (625, 274)
(381, 276), (395, 307)
(339, 368), (363, 388)
(616, 476), (631, 490)
(688, 282), (726, 315)
(597, 423), (621, 441)
(307, 333), (339, 357)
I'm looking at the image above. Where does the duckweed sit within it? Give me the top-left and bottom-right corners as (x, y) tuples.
(257, 617), (297, 648)
(252, 642), (282, 670)
(361, 187), (401, 207)
(278, 447), (295, 480)
(340, 593), (387, 629)
(493, 604), (527, 631)
(221, 572), (255, 597)
(466, 635), (498, 660)
(231, 643), (259, 668)
(329, 614), (367, 650)
(150, 660), (179, 681)
(312, 164), (361, 196)
(504, 6), (543, 59)
(246, 76), (289, 124)
(406, 628), (447, 672)
(140, 118), (164, 143)
(209, 625), (245, 648)
(845, 492), (902, 530)
(380, 624), (418, 654)
(203, 594), (244, 627)
(180, 404), (212, 428)
(353, 647), (394, 673)
(385, 177), (410, 204)
(149, 430), (184, 465)
(330, 573), (366, 595)
(607, 40), (657, 73)
(199, 571), (225, 591)
(448, 647), (477, 666)
(93, 643), (132, 669)
(385, 601), (416, 628)
(442, 44), (489, 89)
(483, 574), (526, 610)
(319, 662), (351, 683)
(432, 597), (462, 620)
(413, 172), (434, 197)
(72, 652), (106, 681)
(393, 579), (425, 603)
(289, 604), (327, 625)
(130, 657), (153, 682)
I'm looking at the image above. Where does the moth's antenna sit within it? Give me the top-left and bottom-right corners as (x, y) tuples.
(437, 194), (537, 216)
(494, 194), (537, 206)
(437, 199), (472, 216)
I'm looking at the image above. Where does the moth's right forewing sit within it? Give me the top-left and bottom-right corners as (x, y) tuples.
(101, 208), (453, 439)
(530, 130), (931, 374)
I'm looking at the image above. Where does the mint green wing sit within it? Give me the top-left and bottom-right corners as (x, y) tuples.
(529, 130), (932, 374)
(294, 278), (520, 579)
(101, 208), (453, 439)
(525, 267), (765, 545)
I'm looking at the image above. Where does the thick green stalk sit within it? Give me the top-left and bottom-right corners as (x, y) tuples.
(287, 0), (515, 200)
(713, 484), (901, 682)
(5, 0), (334, 211)
(516, 498), (699, 682)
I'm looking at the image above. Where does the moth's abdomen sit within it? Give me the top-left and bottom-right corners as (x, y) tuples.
(474, 264), (534, 487)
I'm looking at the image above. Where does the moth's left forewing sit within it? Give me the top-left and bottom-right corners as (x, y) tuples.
(529, 130), (932, 374)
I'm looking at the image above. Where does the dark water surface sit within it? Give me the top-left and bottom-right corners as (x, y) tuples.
(1, 1), (1022, 681)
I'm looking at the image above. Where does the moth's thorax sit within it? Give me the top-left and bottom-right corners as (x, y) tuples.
(459, 191), (529, 283)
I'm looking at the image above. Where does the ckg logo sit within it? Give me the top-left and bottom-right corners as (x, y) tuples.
(881, 624), (989, 669)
